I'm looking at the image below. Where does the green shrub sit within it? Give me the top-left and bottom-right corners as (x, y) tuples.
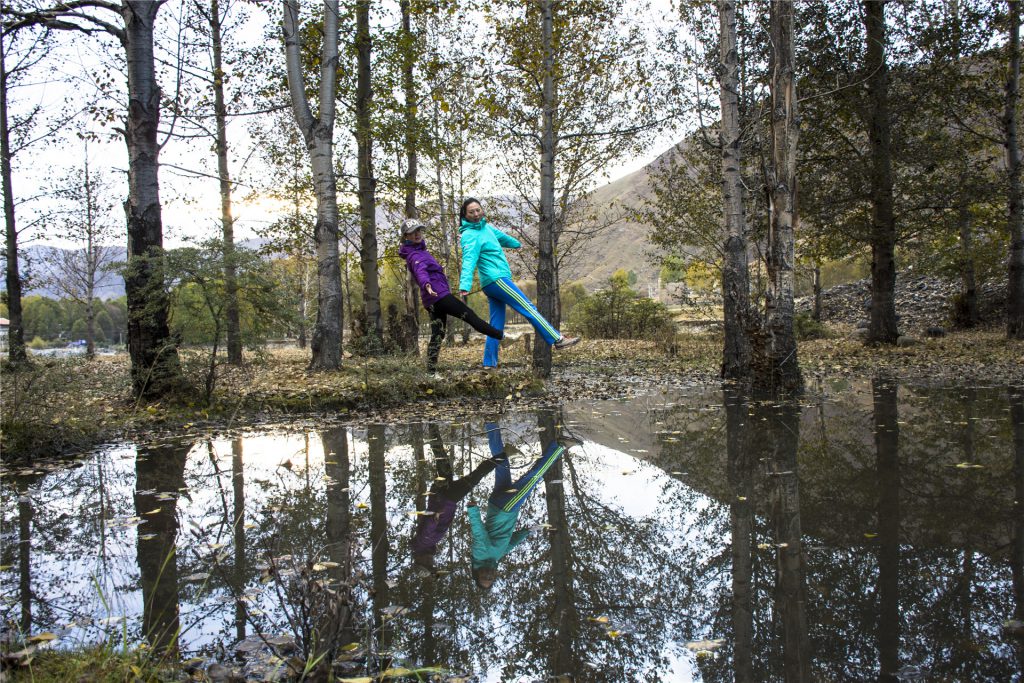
(569, 279), (675, 340)
(794, 311), (831, 340)
(28, 336), (49, 350)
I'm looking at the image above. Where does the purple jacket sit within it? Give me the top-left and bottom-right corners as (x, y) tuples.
(410, 495), (457, 555)
(399, 240), (450, 308)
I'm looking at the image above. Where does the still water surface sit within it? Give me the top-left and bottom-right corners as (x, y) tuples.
(2, 380), (1022, 681)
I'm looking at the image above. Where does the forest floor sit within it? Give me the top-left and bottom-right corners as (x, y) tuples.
(2, 326), (1023, 462)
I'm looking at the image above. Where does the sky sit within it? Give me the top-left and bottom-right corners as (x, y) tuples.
(7, 0), (684, 252)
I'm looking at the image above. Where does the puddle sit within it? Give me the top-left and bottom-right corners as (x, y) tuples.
(2, 380), (1022, 680)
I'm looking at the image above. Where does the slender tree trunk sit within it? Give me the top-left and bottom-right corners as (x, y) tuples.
(283, 0), (344, 370)
(1005, 0), (1024, 339)
(356, 0), (383, 349)
(297, 256), (308, 348)
(957, 185), (978, 327)
(533, 0), (557, 378)
(718, 0), (751, 380)
(367, 424), (390, 650)
(122, 0), (182, 397)
(812, 263), (822, 322)
(83, 154), (97, 359)
(210, 0), (242, 364)
(401, 0), (420, 355)
(864, 0), (899, 345)
(1, 28), (27, 364)
(763, 0), (802, 393)
(17, 479), (31, 633)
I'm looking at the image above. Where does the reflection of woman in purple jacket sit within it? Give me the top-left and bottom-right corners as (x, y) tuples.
(411, 423), (498, 575)
(398, 218), (504, 372)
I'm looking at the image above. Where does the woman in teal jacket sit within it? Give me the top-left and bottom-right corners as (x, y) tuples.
(457, 198), (579, 368)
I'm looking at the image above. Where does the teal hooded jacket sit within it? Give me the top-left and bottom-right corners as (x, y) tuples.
(458, 218), (521, 293)
(468, 503), (530, 569)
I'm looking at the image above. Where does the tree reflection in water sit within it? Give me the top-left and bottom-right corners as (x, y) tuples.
(1, 383), (1022, 679)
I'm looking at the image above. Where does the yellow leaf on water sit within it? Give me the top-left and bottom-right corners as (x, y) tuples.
(606, 629), (622, 639)
(143, 508), (161, 515)
(337, 678), (373, 683)
(355, 502), (369, 509)
(28, 633), (57, 643)
(864, 532), (878, 539)
(588, 616), (610, 624)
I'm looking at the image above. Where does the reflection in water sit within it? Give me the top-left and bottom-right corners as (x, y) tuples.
(1011, 387), (1024, 674)
(725, 388), (753, 683)
(411, 424), (496, 575)
(873, 376), (900, 682)
(761, 397), (811, 683)
(469, 421), (567, 590)
(1, 383), (1022, 680)
(135, 442), (188, 654)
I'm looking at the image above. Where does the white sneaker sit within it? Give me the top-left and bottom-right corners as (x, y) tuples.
(553, 336), (580, 350)
(500, 331), (522, 348)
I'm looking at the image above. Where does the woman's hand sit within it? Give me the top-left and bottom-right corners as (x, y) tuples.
(426, 284), (437, 297)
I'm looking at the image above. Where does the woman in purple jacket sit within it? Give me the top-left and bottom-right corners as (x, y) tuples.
(398, 218), (504, 371)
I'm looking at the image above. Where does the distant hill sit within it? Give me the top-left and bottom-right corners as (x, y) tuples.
(561, 142), (684, 291)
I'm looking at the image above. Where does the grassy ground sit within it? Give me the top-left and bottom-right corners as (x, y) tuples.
(1, 328), (1022, 461)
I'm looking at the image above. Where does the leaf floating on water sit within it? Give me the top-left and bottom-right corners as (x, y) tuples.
(312, 562), (340, 572)
(588, 616), (610, 624)
(0, 564), (13, 571)
(337, 678), (373, 683)
(381, 605), (408, 619)
(736, 496), (747, 502)
(408, 510), (435, 517)
(183, 572), (211, 582)
(505, 488), (518, 493)
(27, 632), (57, 643)
(97, 616), (125, 625)
(864, 532), (878, 539)
(139, 534), (157, 541)
(757, 543), (772, 550)
(355, 502), (369, 509)
(954, 462), (984, 469)
(605, 629), (623, 639)
(142, 508), (161, 515)
(685, 638), (726, 653)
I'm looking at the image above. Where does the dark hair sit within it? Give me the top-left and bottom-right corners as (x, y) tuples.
(460, 197), (482, 221)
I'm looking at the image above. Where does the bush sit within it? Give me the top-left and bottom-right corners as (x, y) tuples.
(28, 336), (49, 350)
(569, 279), (676, 340)
(794, 311), (831, 340)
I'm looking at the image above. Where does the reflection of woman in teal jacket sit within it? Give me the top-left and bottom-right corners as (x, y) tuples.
(469, 422), (567, 589)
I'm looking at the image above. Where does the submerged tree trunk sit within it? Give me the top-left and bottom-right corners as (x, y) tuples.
(210, 0), (242, 364)
(864, 0), (899, 345)
(356, 0), (383, 350)
(283, 0), (344, 370)
(763, 0), (802, 393)
(123, 0), (183, 396)
(1, 30), (27, 364)
(1006, 0), (1024, 339)
(725, 388), (753, 683)
(533, 0), (557, 378)
(718, 0), (751, 380)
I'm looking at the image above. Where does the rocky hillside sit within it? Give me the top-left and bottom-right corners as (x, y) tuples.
(795, 275), (1007, 332)
(562, 142), (686, 289)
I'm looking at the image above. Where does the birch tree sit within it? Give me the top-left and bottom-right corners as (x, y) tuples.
(5, 0), (184, 396)
(718, 0), (752, 380)
(763, 0), (802, 392)
(43, 155), (119, 359)
(282, 0), (344, 369)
